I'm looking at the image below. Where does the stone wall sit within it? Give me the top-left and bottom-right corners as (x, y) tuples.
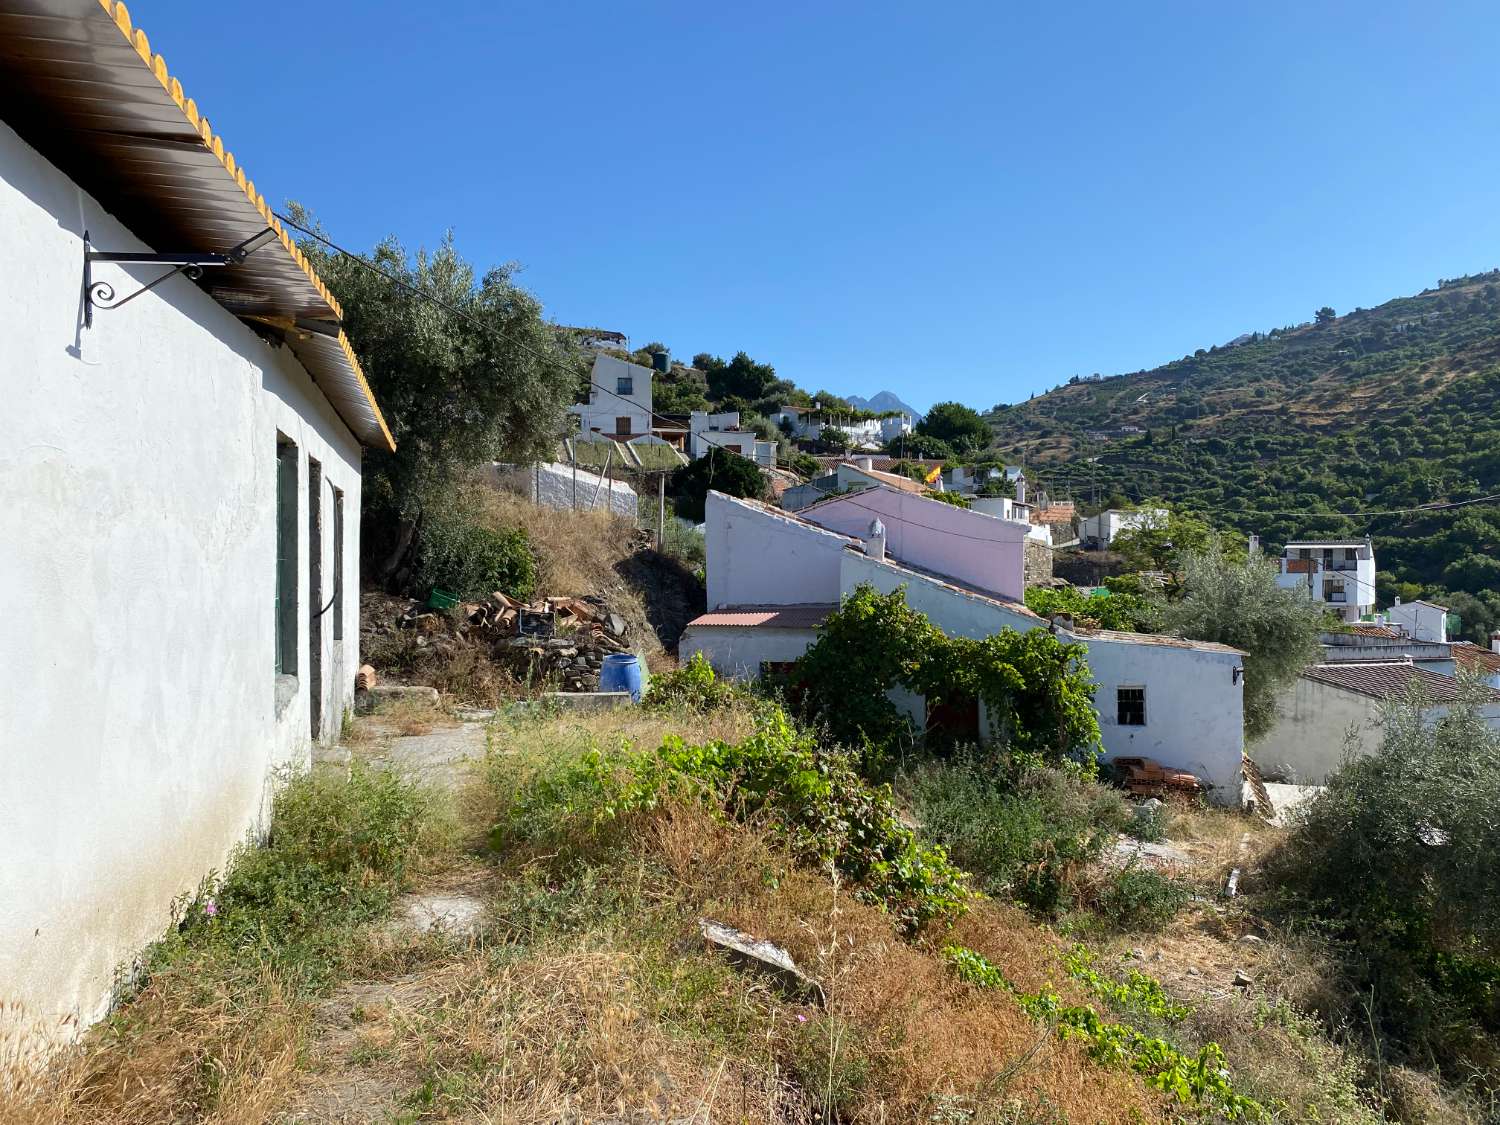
(1024, 536), (1054, 586)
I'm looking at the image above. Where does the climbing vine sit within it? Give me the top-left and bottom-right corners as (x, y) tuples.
(789, 585), (1101, 771)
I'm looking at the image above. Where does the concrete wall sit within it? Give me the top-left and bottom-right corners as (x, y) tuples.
(489, 461), (637, 517)
(0, 120), (363, 1051)
(840, 552), (1246, 801)
(803, 486), (1029, 601)
(1255, 678), (1500, 784)
(680, 625), (818, 680)
(1388, 600), (1448, 643)
(705, 491), (850, 609)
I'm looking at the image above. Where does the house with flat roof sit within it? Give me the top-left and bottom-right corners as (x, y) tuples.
(1, 0), (392, 1053)
(683, 489), (1247, 800)
(1274, 539), (1376, 623)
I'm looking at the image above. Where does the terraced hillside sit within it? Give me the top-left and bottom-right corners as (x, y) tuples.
(985, 272), (1500, 639)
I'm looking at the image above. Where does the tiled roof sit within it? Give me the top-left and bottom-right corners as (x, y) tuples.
(1283, 539), (1368, 548)
(845, 465), (929, 494)
(814, 456), (943, 472)
(1451, 642), (1500, 675)
(1301, 663), (1500, 703)
(687, 605), (835, 630)
(1347, 624), (1401, 639)
(0, 0), (393, 450)
(1032, 503), (1077, 525)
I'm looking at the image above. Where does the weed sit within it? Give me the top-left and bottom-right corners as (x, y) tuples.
(1088, 866), (1192, 933)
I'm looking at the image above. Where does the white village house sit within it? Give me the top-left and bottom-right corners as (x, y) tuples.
(1, 0), (392, 1053)
(1256, 663), (1500, 784)
(683, 488), (1247, 800)
(1274, 538), (1377, 624)
(1078, 507), (1168, 549)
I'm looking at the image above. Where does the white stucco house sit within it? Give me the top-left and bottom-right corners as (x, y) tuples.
(1078, 507), (1168, 549)
(571, 353), (655, 438)
(682, 489), (1247, 800)
(1274, 539), (1376, 624)
(1255, 663), (1500, 784)
(1385, 596), (1451, 643)
(1, 0), (393, 1055)
(688, 409), (775, 466)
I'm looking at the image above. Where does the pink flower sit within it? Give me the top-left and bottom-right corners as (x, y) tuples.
(795, 1014), (807, 1024)
(203, 899), (218, 917)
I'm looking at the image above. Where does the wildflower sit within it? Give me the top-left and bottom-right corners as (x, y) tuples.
(795, 1013), (807, 1024)
(203, 899), (218, 917)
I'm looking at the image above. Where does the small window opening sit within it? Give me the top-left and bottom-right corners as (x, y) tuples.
(1117, 686), (1146, 726)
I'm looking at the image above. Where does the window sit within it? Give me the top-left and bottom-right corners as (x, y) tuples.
(275, 436), (298, 677)
(1324, 578), (1346, 602)
(616, 375), (633, 395)
(1116, 686), (1145, 726)
(615, 416), (631, 435)
(332, 486), (345, 641)
(1344, 547), (1357, 561)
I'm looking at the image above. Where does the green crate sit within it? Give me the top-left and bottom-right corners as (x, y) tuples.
(427, 587), (460, 611)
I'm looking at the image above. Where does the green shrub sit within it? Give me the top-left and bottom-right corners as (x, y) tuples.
(1089, 865), (1191, 933)
(670, 446), (766, 522)
(1265, 684), (1500, 1074)
(902, 757), (1128, 915)
(150, 762), (433, 988)
(500, 706), (970, 932)
(793, 585), (1101, 770)
(1024, 585), (1161, 632)
(414, 498), (535, 601)
(643, 652), (745, 713)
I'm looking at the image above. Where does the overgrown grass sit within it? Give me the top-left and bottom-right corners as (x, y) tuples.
(5, 763), (440, 1124)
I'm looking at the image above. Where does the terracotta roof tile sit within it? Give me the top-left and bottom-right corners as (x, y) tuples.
(687, 605), (835, 630)
(1301, 663), (1499, 703)
(1451, 642), (1500, 675)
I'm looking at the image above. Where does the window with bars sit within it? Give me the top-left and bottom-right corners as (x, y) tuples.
(615, 416), (631, 435)
(1116, 686), (1146, 726)
(616, 376), (633, 395)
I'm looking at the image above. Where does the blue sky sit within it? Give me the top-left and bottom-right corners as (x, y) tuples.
(138, 1), (1500, 413)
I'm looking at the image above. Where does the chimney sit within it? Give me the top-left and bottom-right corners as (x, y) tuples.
(1394, 595), (1402, 606)
(858, 456), (874, 471)
(1248, 534), (1261, 557)
(865, 517), (886, 562)
(1491, 629), (1500, 655)
(1016, 478), (1027, 504)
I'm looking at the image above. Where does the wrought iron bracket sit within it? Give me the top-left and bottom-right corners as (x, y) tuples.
(82, 227), (277, 328)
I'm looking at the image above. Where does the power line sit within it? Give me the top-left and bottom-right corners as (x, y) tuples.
(274, 211), (796, 477)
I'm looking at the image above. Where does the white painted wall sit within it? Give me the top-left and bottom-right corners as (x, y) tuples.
(1079, 508), (1166, 547)
(1387, 599), (1449, 643)
(803, 486), (1029, 601)
(705, 491), (851, 609)
(840, 552), (1246, 801)
(488, 461), (637, 517)
(0, 120), (363, 1052)
(680, 625), (819, 680)
(571, 354), (653, 436)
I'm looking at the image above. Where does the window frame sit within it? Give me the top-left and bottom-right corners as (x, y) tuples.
(1116, 685), (1146, 726)
(275, 435), (299, 679)
(615, 416), (632, 435)
(616, 375), (633, 395)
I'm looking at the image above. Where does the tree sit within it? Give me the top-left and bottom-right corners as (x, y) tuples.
(1157, 545), (1325, 741)
(1315, 306), (1337, 324)
(1109, 507), (1218, 584)
(670, 447), (766, 522)
(818, 426), (852, 452)
(885, 432), (954, 461)
(1265, 683), (1500, 1069)
(698, 351), (778, 402)
(290, 207), (579, 577)
(916, 401), (991, 453)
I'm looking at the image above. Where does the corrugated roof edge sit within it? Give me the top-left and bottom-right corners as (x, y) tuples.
(94, 0), (394, 453)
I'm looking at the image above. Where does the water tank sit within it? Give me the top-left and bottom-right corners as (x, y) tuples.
(651, 350), (670, 373)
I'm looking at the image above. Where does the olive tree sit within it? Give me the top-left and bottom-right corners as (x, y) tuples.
(1157, 545), (1325, 741)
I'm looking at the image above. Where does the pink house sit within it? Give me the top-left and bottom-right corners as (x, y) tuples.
(797, 486), (1030, 601)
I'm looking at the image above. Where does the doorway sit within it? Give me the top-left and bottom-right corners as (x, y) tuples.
(307, 457), (323, 741)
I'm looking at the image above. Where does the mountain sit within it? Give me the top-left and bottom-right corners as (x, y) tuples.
(845, 391), (924, 422)
(982, 271), (1500, 641)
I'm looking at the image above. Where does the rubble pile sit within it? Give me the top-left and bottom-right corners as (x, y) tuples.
(387, 591), (635, 693)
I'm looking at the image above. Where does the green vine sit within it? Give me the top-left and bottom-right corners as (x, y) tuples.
(790, 585), (1101, 770)
(944, 945), (1262, 1120)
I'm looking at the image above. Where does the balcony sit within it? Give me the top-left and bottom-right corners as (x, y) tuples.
(1324, 592), (1348, 604)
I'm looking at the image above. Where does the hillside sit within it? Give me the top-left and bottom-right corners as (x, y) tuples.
(984, 272), (1500, 638)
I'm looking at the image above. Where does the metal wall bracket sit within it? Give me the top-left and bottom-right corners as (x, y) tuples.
(82, 227), (278, 329)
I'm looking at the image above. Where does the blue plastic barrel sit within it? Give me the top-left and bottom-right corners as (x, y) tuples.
(599, 653), (643, 701)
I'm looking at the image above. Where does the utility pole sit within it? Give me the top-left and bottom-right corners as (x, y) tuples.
(657, 473), (666, 552)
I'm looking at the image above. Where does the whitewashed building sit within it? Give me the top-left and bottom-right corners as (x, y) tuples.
(0, 0), (393, 1054)
(1079, 507), (1168, 549)
(1274, 539), (1376, 624)
(1385, 596), (1451, 643)
(683, 489), (1247, 800)
(571, 353), (655, 438)
(1256, 663), (1500, 784)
